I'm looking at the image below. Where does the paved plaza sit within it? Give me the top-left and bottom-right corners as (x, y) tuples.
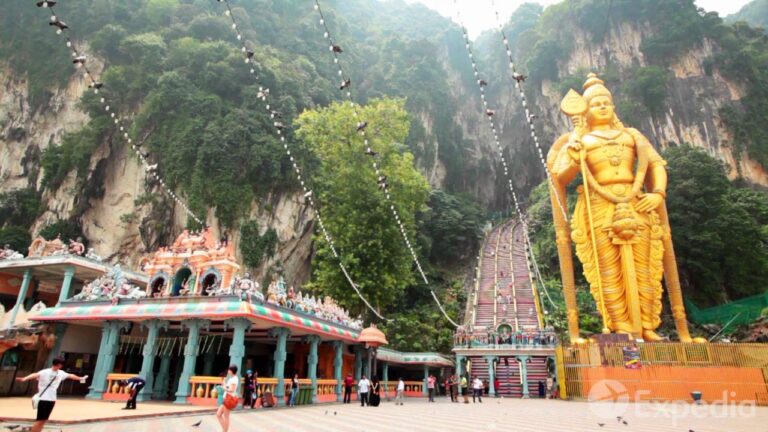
(1, 396), (765, 432)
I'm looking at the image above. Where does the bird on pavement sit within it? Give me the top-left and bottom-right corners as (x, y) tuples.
(191, 419), (202, 427)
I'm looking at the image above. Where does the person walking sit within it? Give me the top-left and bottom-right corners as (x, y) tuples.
(460, 375), (469, 403)
(450, 374), (458, 402)
(358, 375), (370, 406)
(370, 376), (381, 407)
(343, 373), (354, 404)
(395, 377), (405, 405)
(216, 365), (239, 432)
(427, 374), (436, 402)
(493, 377), (501, 398)
(289, 373), (299, 407)
(121, 375), (146, 409)
(16, 357), (87, 432)
(538, 380), (546, 399)
(472, 376), (483, 403)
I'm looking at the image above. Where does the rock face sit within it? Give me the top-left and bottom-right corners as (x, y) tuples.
(2, 2), (767, 283)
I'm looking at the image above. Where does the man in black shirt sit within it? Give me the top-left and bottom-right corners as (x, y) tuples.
(121, 376), (146, 409)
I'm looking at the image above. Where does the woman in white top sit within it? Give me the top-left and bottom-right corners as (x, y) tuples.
(217, 365), (239, 432)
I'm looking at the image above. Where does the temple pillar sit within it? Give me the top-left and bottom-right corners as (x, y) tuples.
(422, 365), (429, 396)
(153, 354), (171, 400)
(138, 319), (168, 401)
(8, 269), (32, 327)
(226, 318), (251, 371)
(382, 362), (389, 392)
(353, 345), (363, 380)
(485, 356), (498, 397)
(517, 355), (530, 398)
(304, 335), (321, 403)
(56, 266), (75, 305)
(86, 320), (128, 399)
(456, 355), (465, 378)
(332, 341), (343, 402)
(269, 327), (290, 406)
(174, 319), (210, 404)
(45, 323), (68, 364)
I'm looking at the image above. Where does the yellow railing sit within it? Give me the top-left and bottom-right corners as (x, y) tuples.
(105, 373), (135, 396)
(559, 342), (768, 368)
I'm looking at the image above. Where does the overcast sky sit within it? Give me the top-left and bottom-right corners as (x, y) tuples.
(405, 0), (753, 38)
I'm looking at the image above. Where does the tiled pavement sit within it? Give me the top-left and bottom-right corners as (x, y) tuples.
(2, 396), (765, 432)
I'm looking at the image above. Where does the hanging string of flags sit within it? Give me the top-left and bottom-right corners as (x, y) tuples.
(453, 2), (559, 315)
(35, 1), (204, 227)
(313, 0), (459, 328)
(215, 0), (390, 322)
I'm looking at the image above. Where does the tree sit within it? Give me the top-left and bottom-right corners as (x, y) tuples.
(295, 98), (429, 316)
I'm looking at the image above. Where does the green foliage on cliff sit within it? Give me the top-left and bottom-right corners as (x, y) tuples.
(239, 221), (278, 269)
(728, 0), (768, 30)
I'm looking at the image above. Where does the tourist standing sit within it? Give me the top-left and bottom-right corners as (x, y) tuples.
(427, 374), (436, 402)
(395, 377), (405, 405)
(370, 376), (381, 407)
(493, 377), (500, 398)
(16, 358), (87, 432)
(472, 376), (483, 403)
(538, 380), (546, 398)
(450, 374), (458, 402)
(250, 371), (259, 408)
(121, 375), (146, 410)
(216, 365), (239, 432)
(289, 373), (299, 407)
(358, 375), (370, 406)
(343, 373), (354, 404)
(460, 375), (469, 403)
(243, 370), (255, 409)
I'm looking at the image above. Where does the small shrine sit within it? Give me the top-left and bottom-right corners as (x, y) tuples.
(141, 228), (240, 297)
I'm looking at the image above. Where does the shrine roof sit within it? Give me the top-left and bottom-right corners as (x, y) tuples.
(377, 347), (454, 367)
(0, 255), (147, 284)
(29, 296), (360, 342)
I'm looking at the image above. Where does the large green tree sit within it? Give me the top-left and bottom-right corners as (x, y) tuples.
(295, 98), (429, 316)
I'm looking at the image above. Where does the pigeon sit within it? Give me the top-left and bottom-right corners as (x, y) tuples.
(333, 411), (337, 415)
(340, 78), (351, 90)
(364, 147), (378, 157)
(616, 416), (622, 421)
(72, 55), (86, 65)
(512, 72), (527, 83)
(486, 109), (496, 117)
(597, 423), (605, 427)
(622, 420), (628, 425)
(331, 44), (343, 53)
(5, 425), (20, 431)
(49, 18), (68, 32)
(191, 420), (202, 427)
(37, 0), (56, 7)
(356, 121), (368, 132)
(479, 79), (488, 86)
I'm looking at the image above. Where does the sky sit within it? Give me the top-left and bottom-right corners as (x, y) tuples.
(405, 0), (754, 38)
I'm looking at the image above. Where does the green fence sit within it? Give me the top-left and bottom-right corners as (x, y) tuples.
(685, 292), (768, 328)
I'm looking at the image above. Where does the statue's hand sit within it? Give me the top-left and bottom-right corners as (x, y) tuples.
(567, 137), (582, 162)
(636, 193), (663, 213)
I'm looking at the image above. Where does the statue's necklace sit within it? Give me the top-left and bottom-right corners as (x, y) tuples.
(603, 141), (624, 166)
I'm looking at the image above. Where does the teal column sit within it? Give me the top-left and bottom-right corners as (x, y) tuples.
(456, 355), (465, 378)
(86, 320), (128, 399)
(57, 266), (75, 304)
(304, 335), (321, 403)
(332, 341), (343, 402)
(153, 354), (171, 400)
(9, 269), (32, 327)
(484, 356), (498, 397)
(203, 352), (216, 376)
(517, 355), (530, 398)
(269, 327), (290, 406)
(226, 318), (251, 371)
(353, 346), (362, 380)
(382, 363), (389, 392)
(138, 320), (168, 401)
(174, 319), (210, 404)
(422, 365), (429, 396)
(45, 323), (68, 364)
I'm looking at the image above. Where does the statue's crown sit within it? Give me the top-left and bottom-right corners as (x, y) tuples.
(582, 72), (612, 102)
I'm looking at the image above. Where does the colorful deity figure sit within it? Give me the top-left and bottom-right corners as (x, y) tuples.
(266, 280), (278, 304)
(294, 291), (306, 313)
(0, 244), (23, 260)
(68, 237), (85, 256)
(548, 73), (695, 342)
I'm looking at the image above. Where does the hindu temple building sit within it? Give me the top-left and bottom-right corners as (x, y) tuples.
(0, 230), (453, 405)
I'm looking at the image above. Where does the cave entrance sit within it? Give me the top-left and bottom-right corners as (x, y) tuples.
(201, 273), (219, 296)
(150, 277), (166, 297)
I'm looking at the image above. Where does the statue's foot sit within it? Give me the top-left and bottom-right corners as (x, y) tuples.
(642, 329), (664, 342)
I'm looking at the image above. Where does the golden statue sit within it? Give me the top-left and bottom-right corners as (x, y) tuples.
(547, 73), (693, 343)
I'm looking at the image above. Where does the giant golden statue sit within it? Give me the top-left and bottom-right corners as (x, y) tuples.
(547, 73), (693, 342)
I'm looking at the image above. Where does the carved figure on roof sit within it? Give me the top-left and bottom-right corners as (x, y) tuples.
(114, 282), (146, 299)
(0, 244), (23, 260)
(68, 237), (85, 256)
(85, 248), (102, 262)
(266, 280), (278, 304)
